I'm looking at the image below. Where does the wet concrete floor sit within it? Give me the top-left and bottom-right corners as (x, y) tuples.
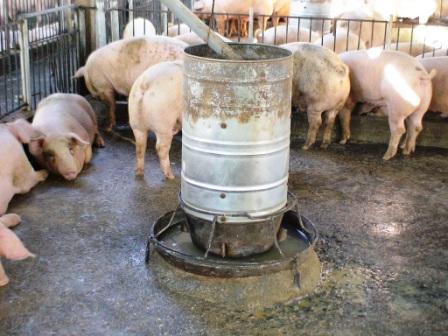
(0, 130), (447, 335)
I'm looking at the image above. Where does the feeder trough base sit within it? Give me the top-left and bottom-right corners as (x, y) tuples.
(146, 209), (321, 307)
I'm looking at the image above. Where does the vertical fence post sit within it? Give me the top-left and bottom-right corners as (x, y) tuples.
(109, 0), (120, 41)
(248, 7), (254, 42)
(129, 0), (134, 23)
(78, 8), (87, 63)
(386, 14), (393, 50)
(162, 4), (168, 35)
(18, 19), (32, 111)
(63, 0), (74, 32)
(95, 0), (107, 48)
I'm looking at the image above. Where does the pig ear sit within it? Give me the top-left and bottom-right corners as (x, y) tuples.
(28, 138), (45, 156)
(6, 119), (45, 144)
(0, 223), (35, 261)
(69, 133), (90, 148)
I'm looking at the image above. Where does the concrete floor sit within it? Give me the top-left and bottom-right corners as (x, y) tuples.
(0, 131), (447, 335)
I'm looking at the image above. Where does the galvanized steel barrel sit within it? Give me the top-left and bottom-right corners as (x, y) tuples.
(182, 43), (293, 218)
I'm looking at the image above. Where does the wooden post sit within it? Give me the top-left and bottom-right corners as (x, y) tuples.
(160, 0), (242, 59)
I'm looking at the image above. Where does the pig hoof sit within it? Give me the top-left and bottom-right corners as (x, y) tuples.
(165, 173), (175, 180)
(302, 144), (311, 150)
(38, 170), (49, 181)
(0, 276), (10, 287)
(95, 134), (105, 148)
(0, 214), (21, 228)
(320, 142), (329, 149)
(339, 139), (347, 145)
(135, 168), (144, 177)
(382, 153), (395, 161)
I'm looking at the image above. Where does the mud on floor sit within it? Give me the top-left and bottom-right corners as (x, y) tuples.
(0, 132), (447, 336)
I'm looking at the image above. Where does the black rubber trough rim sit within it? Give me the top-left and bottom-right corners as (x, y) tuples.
(146, 208), (319, 278)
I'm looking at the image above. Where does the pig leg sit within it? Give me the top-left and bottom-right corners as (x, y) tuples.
(338, 100), (355, 144)
(84, 145), (93, 164)
(321, 109), (338, 149)
(0, 214), (21, 228)
(303, 110), (322, 150)
(0, 261), (9, 286)
(133, 129), (148, 176)
(402, 112), (424, 155)
(216, 17), (226, 36)
(94, 132), (105, 148)
(99, 90), (116, 133)
(14, 168), (48, 194)
(155, 132), (175, 180)
(383, 113), (406, 160)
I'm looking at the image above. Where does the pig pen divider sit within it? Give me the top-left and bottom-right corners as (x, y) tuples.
(0, 4), (86, 120)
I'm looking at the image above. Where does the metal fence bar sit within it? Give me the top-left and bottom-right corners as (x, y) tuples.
(18, 19), (32, 110)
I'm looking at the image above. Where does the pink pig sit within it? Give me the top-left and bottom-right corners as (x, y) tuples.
(0, 214), (35, 287)
(0, 119), (48, 215)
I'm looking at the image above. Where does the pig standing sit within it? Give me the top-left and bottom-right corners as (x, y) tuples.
(128, 61), (183, 178)
(339, 50), (436, 160)
(193, 0), (273, 35)
(257, 25), (320, 45)
(0, 119), (48, 215)
(281, 43), (350, 149)
(337, 8), (387, 48)
(73, 36), (187, 131)
(0, 214), (35, 286)
(272, 0), (291, 27)
(419, 57), (448, 118)
(29, 93), (104, 181)
(123, 18), (156, 39)
(314, 28), (366, 53)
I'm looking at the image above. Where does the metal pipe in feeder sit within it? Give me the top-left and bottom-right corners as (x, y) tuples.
(159, 0), (243, 60)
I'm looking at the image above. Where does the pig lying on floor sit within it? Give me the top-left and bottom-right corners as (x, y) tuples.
(0, 119), (48, 215)
(0, 214), (35, 287)
(29, 93), (104, 181)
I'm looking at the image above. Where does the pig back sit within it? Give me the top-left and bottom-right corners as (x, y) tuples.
(86, 36), (187, 96)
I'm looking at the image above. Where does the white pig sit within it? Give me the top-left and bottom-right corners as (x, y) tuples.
(175, 31), (231, 46)
(339, 49), (436, 160)
(0, 214), (35, 286)
(193, 0), (273, 34)
(314, 28), (366, 53)
(419, 57), (448, 118)
(29, 93), (104, 181)
(416, 49), (448, 59)
(165, 23), (191, 37)
(73, 36), (187, 131)
(372, 43), (441, 57)
(123, 18), (156, 39)
(257, 25), (320, 45)
(337, 8), (388, 48)
(0, 119), (48, 215)
(128, 61), (183, 178)
(272, 0), (292, 27)
(281, 43), (350, 149)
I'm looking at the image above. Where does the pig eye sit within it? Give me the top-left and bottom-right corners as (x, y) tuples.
(69, 148), (75, 155)
(44, 152), (55, 161)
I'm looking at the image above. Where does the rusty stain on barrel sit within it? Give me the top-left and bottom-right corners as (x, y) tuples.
(181, 44), (293, 256)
